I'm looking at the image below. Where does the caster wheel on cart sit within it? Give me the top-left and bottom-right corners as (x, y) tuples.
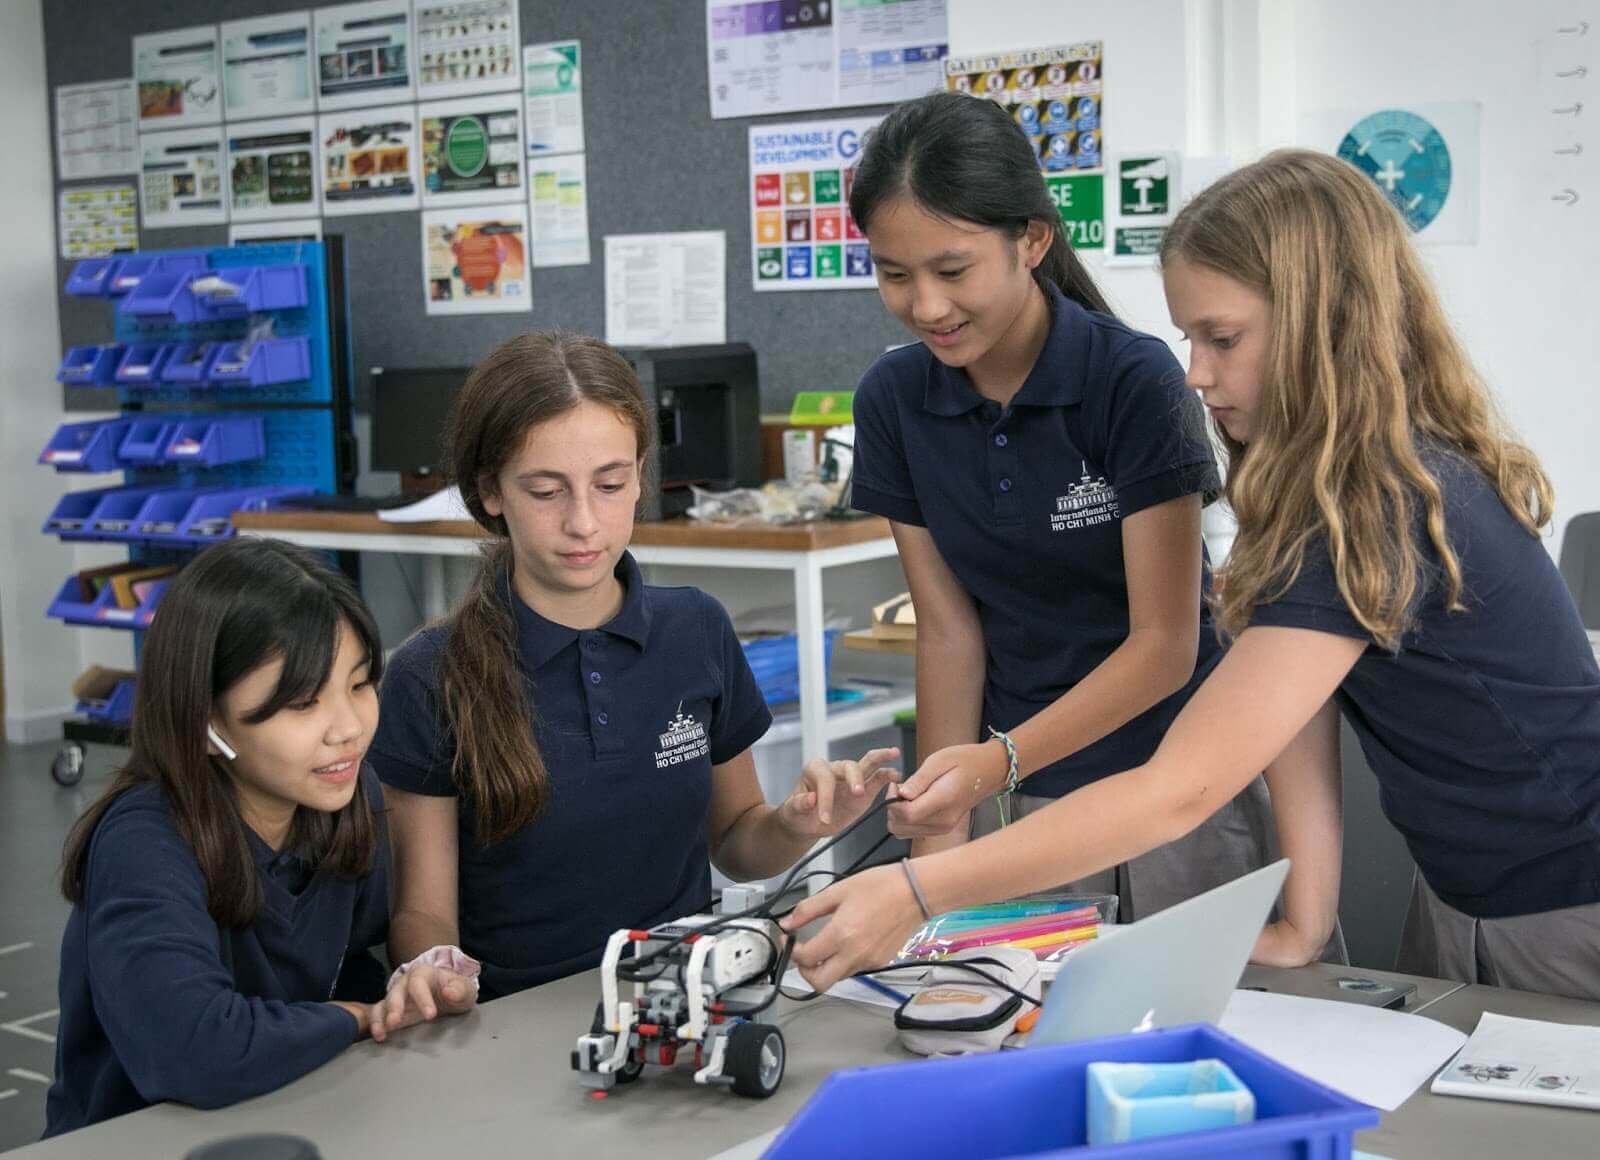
(727, 1022), (785, 1099)
(52, 742), (86, 787)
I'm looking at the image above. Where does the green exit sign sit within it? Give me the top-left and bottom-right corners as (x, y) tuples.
(1046, 174), (1105, 249)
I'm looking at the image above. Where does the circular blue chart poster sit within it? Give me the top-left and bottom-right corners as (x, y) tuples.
(1337, 109), (1452, 232)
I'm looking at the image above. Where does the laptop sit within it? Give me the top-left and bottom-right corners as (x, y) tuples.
(1028, 859), (1290, 1046)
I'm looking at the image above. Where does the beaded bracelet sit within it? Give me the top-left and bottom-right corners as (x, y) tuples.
(987, 726), (1021, 827)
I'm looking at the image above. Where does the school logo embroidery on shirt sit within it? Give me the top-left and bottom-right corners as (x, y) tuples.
(655, 704), (710, 769)
(1051, 463), (1121, 532)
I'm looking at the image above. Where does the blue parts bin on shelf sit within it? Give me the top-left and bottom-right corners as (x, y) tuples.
(118, 261), (307, 323)
(162, 341), (223, 384)
(765, 1024), (1379, 1160)
(47, 571), (167, 629)
(64, 258), (124, 297)
(208, 335), (311, 386)
(39, 419), (133, 472)
(106, 255), (165, 295)
(77, 676), (136, 725)
(115, 342), (174, 385)
(57, 344), (124, 386)
(743, 629), (843, 705)
(1087, 1059), (1256, 1146)
(173, 485), (312, 543)
(163, 415), (265, 467)
(42, 486), (165, 541)
(117, 418), (179, 464)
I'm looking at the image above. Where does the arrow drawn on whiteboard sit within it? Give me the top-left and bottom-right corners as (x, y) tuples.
(1554, 144), (1584, 155)
(1557, 21), (1590, 35)
(1556, 65), (1589, 78)
(1551, 189), (1580, 205)
(1553, 102), (1584, 115)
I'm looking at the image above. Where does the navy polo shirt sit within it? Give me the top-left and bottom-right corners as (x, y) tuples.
(46, 769), (389, 1136)
(369, 551), (772, 998)
(1251, 449), (1600, 919)
(852, 284), (1223, 796)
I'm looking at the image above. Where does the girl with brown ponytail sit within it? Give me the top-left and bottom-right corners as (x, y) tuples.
(368, 331), (896, 1005)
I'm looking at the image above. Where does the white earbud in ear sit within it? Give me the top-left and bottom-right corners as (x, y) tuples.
(207, 724), (237, 761)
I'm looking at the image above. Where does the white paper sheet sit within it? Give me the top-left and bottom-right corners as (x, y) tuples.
(418, 95), (526, 207)
(605, 231), (726, 348)
(134, 25), (222, 129)
(59, 185), (138, 260)
(221, 12), (315, 120)
(523, 40), (584, 156)
(415, 0), (521, 100)
(1431, 1012), (1600, 1109)
(779, 968), (905, 1010)
(707, 1129), (782, 1160)
(422, 203), (532, 315)
(1218, 989), (1466, 1111)
(139, 126), (227, 228)
(225, 116), (320, 222)
(56, 80), (138, 180)
(314, 0), (417, 111)
(377, 487), (473, 523)
(319, 104), (421, 215)
(528, 154), (591, 267)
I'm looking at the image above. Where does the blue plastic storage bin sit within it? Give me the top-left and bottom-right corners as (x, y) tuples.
(78, 678), (136, 725)
(196, 264), (308, 317)
(116, 256), (210, 322)
(162, 416), (265, 467)
(115, 342), (174, 385)
(38, 420), (132, 472)
(87, 489), (167, 540)
(64, 258), (124, 297)
(85, 577), (167, 629)
(765, 1024), (1378, 1160)
(41, 486), (163, 542)
(57, 344), (124, 386)
(207, 335), (311, 386)
(104, 254), (168, 295)
(162, 341), (224, 385)
(46, 574), (105, 625)
(171, 485), (313, 544)
(117, 419), (180, 465)
(743, 629), (842, 705)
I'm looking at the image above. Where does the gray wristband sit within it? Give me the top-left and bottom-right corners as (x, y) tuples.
(900, 857), (933, 921)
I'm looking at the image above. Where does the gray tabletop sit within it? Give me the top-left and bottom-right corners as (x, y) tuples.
(1354, 983), (1600, 1160)
(14, 968), (1599, 1159)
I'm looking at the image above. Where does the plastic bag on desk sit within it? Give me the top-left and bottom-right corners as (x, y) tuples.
(685, 479), (843, 524)
(899, 891), (1119, 963)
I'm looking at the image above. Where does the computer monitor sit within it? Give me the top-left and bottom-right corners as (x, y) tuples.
(370, 365), (469, 476)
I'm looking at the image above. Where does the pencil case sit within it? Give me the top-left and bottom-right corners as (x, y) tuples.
(893, 947), (1041, 1056)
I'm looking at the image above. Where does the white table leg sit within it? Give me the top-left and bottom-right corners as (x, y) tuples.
(794, 557), (833, 880)
(421, 555), (448, 621)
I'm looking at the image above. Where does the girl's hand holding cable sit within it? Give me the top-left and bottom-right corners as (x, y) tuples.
(777, 747), (902, 839)
(779, 863), (924, 992)
(888, 739), (1010, 838)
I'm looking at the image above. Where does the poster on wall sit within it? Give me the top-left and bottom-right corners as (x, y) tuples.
(749, 116), (879, 291)
(134, 25), (222, 130)
(139, 126), (226, 228)
(415, 0), (521, 100)
(419, 96), (525, 206)
(226, 117), (320, 222)
(221, 12), (315, 120)
(56, 80), (138, 181)
(524, 40), (584, 156)
(528, 154), (590, 267)
(1302, 103), (1481, 245)
(1104, 152), (1180, 267)
(706, 0), (947, 120)
(422, 203), (531, 314)
(230, 218), (323, 245)
(315, 0), (416, 112)
(319, 105), (420, 215)
(58, 184), (138, 259)
(945, 42), (1103, 173)
(605, 231), (727, 347)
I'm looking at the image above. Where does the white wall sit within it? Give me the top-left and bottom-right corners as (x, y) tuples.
(0, 0), (90, 742)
